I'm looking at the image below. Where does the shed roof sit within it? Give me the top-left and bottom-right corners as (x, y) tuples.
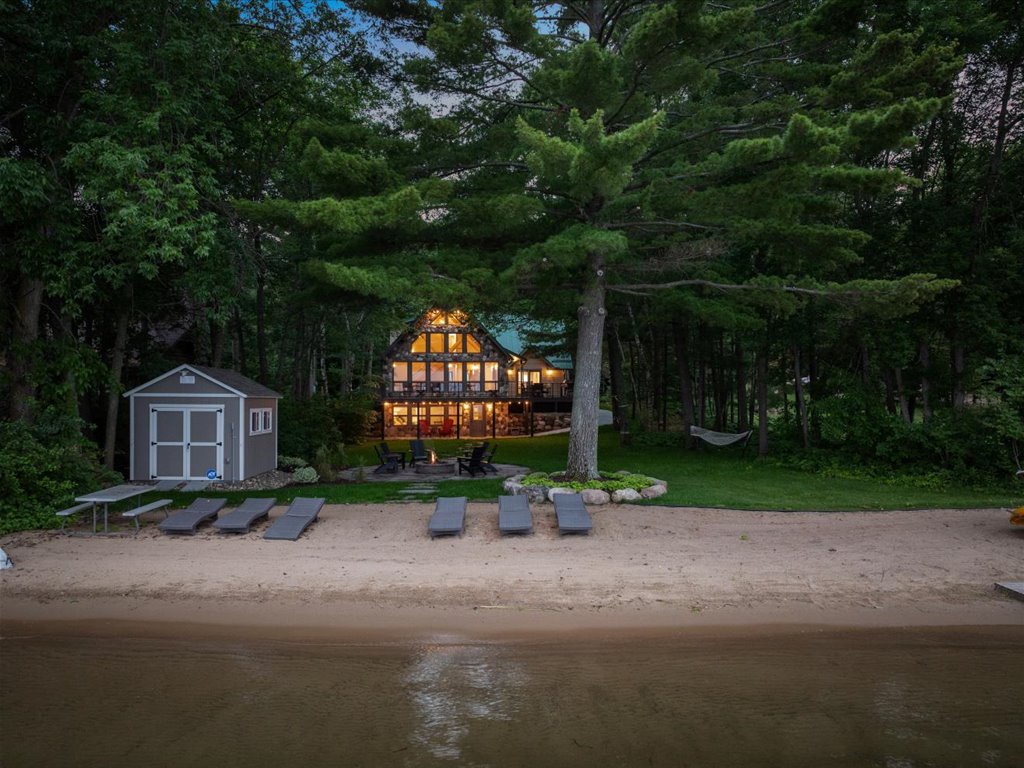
(123, 364), (281, 399)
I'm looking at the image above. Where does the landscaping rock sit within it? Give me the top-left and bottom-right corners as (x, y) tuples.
(546, 487), (575, 502)
(523, 485), (548, 503)
(581, 489), (611, 505)
(503, 475), (526, 494)
(640, 484), (668, 499)
(612, 488), (643, 503)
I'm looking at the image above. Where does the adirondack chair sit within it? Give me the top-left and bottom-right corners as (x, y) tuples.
(379, 442), (406, 469)
(457, 445), (487, 477)
(409, 439), (430, 465)
(439, 418), (454, 437)
(481, 443), (499, 474)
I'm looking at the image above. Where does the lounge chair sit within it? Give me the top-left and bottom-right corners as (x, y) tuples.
(213, 498), (276, 534)
(263, 497), (325, 541)
(180, 480), (210, 492)
(457, 446), (486, 477)
(498, 495), (533, 535)
(158, 498), (227, 535)
(428, 496), (467, 538)
(553, 493), (592, 535)
(409, 439), (430, 465)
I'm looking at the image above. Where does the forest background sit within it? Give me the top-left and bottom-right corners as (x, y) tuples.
(2, 0), (1022, 527)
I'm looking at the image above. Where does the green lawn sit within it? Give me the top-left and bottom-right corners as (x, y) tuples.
(146, 429), (1022, 512)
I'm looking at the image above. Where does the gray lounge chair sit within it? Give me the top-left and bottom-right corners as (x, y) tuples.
(180, 480), (210, 492)
(263, 497), (325, 541)
(158, 497), (227, 535)
(213, 498), (275, 534)
(498, 495), (533, 535)
(428, 496), (467, 538)
(553, 493), (592, 535)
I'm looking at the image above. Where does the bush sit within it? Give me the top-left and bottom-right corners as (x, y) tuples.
(277, 455), (308, 471)
(278, 395), (375, 462)
(313, 443), (346, 482)
(291, 466), (320, 484)
(0, 418), (119, 534)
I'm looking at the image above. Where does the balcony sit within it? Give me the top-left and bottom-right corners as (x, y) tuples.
(384, 381), (572, 400)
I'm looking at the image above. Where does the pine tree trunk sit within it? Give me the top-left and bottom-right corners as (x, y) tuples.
(565, 255), (606, 482)
(756, 345), (769, 456)
(951, 342), (966, 409)
(234, 306), (247, 374)
(793, 346), (810, 449)
(919, 341), (932, 423)
(255, 231), (269, 382)
(7, 276), (45, 423)
(210, 317), (225, 368)
(894, 367), (911, 423)
(671, 319), (696, 448)
(103, 296), (131, 470)
(736, 340), (748, 432)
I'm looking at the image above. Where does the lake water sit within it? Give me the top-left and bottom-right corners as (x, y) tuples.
(2, 625), (1022, 767)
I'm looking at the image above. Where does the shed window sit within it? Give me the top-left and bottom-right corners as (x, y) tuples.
(250, 407), (272, 435)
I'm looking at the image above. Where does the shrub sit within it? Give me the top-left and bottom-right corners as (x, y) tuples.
(0, 417), (119, 534)
(291, 466), (320, 484)
(277, 456), (308, 471)
(313, 443), (345, 482)
(278, 395), (375, 462)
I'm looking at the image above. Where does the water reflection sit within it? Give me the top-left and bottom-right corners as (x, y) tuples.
(404, 642), (526, 762)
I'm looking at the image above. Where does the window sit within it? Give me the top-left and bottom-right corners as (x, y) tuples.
(447, 333), (462, 353)
(391, 362), (408, 390)
(411, 334), (427, 353)
(484, 362), (499, 391)
(465, 334), (481, 353)
(429, 333), (444, 353)
(250, 407), (272, 435)
(392, 406), (409, 426)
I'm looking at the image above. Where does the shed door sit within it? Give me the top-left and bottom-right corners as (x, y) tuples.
(150, 407), (224, 480)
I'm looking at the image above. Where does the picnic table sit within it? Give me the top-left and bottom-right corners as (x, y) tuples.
(74, 484), (152, 533)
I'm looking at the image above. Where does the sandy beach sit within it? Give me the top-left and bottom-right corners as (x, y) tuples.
(2, 503), (1021, 638)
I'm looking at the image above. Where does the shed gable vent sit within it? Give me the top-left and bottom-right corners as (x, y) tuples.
(180, 371), (196, 384)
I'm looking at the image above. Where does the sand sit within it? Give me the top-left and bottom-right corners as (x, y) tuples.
(2, 504), (1021, 639)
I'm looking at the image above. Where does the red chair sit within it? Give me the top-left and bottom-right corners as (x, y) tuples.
(419, 419), (431, 436)
(439, 418), (454, 437)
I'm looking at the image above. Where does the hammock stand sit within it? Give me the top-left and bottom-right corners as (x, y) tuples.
(690, 425), (753, 451)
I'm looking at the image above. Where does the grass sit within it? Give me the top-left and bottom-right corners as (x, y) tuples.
(139, 428), (1021, 513)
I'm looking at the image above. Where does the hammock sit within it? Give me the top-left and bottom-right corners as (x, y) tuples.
(690, 425), (753, 447)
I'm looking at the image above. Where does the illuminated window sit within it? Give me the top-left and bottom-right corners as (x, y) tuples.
(465, 334), (481, 353)
(429, 334), (444, 353)
(411, 334), (427, 353)
(392, 362), (408, 383)
(447, 362), (463, 387)
(393, 406), (409, 426)
(411, 363), (426, 382)
(447, 333), (462, 353)
(484, 362), (499, 391)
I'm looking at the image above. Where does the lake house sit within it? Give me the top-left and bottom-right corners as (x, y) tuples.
(381, 308), (572, 439)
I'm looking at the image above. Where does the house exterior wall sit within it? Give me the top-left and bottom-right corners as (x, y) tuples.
(131, 394), (240, 481)
(242, 397), (278, 478)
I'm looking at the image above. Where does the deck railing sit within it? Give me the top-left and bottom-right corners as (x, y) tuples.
(385, 382), (572, 399)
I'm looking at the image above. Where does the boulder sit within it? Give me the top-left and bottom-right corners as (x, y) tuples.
(580, 488), (611, 505)
(640, 484), (668, 499)
(524, 485), (549, 504)
(503, 475), (526, 494)
(546, 487), (575, 502)
(611, 488), (642, 503)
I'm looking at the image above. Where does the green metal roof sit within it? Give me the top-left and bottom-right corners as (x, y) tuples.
(493, 324), (573, 370)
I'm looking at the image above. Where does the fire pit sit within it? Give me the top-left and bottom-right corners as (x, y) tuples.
(414, 460), (455, 476)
